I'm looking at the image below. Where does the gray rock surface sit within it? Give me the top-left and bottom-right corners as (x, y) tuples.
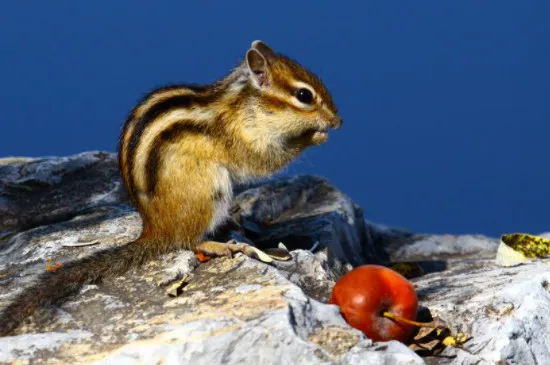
(417, 259), (550, 365)
(0, 151), (125, 238)
(0, 151), (549, 365)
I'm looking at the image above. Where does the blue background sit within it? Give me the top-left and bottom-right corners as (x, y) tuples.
(1, 1), (549, 237)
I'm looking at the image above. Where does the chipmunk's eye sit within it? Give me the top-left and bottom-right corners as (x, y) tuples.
(295, 88), (314, 104)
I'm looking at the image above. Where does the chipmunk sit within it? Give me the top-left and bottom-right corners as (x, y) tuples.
(0, 40), (341, 336)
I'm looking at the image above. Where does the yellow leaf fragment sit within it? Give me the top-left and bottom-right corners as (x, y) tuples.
(442, 331), (470, 347)
(502, 233), (550, 258)
(496, 233), (550, 267)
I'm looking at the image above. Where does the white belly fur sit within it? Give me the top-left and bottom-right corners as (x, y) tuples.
(206, 165), (233, 234)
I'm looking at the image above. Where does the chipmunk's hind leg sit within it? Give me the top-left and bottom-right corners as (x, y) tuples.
(195, 239), (269, 262)
(196, 239), (293, 263)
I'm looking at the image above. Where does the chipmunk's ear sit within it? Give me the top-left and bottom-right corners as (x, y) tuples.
(246, 48), (269, 88)
(251, 40), (276, 59)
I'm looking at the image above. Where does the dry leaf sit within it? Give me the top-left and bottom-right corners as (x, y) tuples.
(496, 233), (550, 267)
(409, 324), (470, 356)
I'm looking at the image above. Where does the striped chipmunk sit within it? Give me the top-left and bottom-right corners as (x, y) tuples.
(0, 40), (342, 336)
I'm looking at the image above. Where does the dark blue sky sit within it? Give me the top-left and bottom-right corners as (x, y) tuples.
(1, 1), (549, 237)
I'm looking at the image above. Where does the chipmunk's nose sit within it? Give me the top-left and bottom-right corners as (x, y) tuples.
(331, 116), (343, 129)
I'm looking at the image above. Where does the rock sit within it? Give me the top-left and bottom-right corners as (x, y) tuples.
(91, 256), (423, 365)
(1, 151), (549, 365)
(0, 330), (93, 364)
(0, 249), (423, 365)
(0, 151), (126, 238)
(229, 175), (388, 268)
(367, 220), (500, 262)
(418, 258), (550, 365)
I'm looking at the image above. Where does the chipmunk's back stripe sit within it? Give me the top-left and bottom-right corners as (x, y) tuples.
(126, 93), (215, 198)
(118, 117), (131, 191)
(146, 121), (209, 195)
(119, 112), (141, 202)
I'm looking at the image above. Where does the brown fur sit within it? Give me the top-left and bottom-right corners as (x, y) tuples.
(0, 40), (341, 336)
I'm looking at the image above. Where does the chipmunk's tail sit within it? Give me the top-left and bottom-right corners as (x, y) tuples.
(0, 238), (160, 336)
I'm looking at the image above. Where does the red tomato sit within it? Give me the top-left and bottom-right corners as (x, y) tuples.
(329, 264), (418, 343)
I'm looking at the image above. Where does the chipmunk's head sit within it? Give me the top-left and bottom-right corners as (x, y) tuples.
(240, 40), (342, 150)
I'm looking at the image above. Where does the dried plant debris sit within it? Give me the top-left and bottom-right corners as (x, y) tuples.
(264, 242), (292, 261)
(408, 318), (471, 357)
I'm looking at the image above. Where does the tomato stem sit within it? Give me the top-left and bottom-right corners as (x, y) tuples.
(382, 312), (436, 328)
